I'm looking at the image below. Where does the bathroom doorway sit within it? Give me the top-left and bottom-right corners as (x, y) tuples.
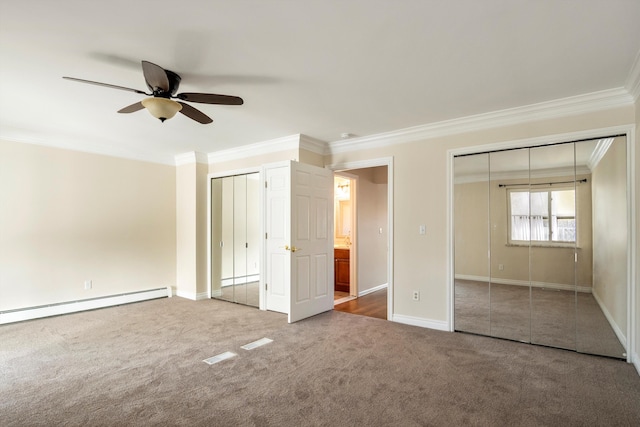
(331, 164), (391, 320)
(334, 173), (357, 305)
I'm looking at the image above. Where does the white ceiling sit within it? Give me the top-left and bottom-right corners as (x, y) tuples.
(1, 1), (639, 164)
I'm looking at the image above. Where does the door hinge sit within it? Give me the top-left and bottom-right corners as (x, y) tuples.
(245, 242), (248, 248)
(265, 283), (268, 290)
(575, 253), (578, 263)
(265, 232), (268, 239)
(265, 181), (268, 188)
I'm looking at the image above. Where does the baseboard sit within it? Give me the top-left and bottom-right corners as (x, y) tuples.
(0, 287), (170, 325)
(358, 283), (388, 297)
(221, 274), (260, 287)
(176, 290), (210, 301)
(455, 274), (592, 293)
(392, 314), (449, 331)
(633, 351), (640, 376)
(592, 289), (627, 349)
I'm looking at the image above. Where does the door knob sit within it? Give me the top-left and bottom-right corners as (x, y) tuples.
(284, 245), (300, 252)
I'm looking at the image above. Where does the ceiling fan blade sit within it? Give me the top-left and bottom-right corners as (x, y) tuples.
(141, 60), (170, 92)
(117, 102), (145, 114)
(175, 92), (243, 105)
(177, 102), (213, 124)
(63, 76), (147, 94)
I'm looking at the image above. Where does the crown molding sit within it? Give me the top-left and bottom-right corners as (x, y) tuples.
(625, 49), (640, 102)
(174, 151), (208, 166)
(299, 134), (329, 155)
(208, 134), (300, 164)
(327, 88), (634, 155)
(0, 132), (176, 166)
(207, 133), (328, 164)
(588, 138), (614, 171)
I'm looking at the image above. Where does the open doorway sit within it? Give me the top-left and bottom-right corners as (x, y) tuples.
(333, 173), (357, 305)
(332, 165), (390, 320)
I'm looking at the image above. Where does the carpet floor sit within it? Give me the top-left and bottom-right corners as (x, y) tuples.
(1, 297), (639, 426)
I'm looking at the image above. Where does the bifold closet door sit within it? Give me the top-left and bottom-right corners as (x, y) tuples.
(529, 143), (577, 351)
(453, 154), (490, 336)
(576, 137), (627, 358)
(211, 173), (260, 307)
(489, 148), (531, 343)
(233, 175), (248, 305)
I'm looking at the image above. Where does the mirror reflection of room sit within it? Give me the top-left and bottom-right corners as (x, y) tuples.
(211, 173), (260, 307)
(454, 137), (627, 359)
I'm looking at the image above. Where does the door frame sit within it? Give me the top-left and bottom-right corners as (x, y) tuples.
(326, 157), (394, 321)
(207, 167), (263, 305)
(447, 124), (636, 365)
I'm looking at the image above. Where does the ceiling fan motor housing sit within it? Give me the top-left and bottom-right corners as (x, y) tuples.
(147, 69), (182, 97)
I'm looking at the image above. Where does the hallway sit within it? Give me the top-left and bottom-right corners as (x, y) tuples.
(334, 289), (387, 320)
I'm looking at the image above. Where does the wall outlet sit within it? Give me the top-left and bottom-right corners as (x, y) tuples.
(84, 280), (92, 290)
(419, 225), (426, 235)
(498, 264), (504, 271)
(412, 291), (420, 301)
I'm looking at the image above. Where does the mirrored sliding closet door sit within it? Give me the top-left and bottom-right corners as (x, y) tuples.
(454, 137), (627, 359)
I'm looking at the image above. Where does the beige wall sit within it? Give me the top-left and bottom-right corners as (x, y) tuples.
(176, 161), (208, 299)
(0, 140), (176, 311)
(351, 167), (388, 293)
(592, 136), (627, 337)
(325, 106), (635, 323)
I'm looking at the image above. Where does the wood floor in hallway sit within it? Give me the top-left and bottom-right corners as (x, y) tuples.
(334, 288), (387, 320)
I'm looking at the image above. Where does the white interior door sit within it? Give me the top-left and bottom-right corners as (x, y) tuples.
(265, 166), (290, 314)
(288, 162), (334, 323)
(264, 161), (334, 322)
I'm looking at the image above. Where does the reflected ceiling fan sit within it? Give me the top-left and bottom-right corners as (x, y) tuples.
(63, 60), (243, 124)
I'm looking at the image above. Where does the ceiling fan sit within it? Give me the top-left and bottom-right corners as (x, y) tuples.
(63, 60), (243, 124)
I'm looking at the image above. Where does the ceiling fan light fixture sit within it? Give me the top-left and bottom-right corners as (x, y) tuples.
(141, 97), (182, 122)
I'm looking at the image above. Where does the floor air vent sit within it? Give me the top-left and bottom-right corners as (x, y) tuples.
(241, 338), (273, 350)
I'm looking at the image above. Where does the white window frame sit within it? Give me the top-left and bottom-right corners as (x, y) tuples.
(507, 186), (576, 247)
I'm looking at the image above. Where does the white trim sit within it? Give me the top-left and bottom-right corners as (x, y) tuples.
(209, 167), (261, 179)
(208, 134), (302, 164)
(327, 89), (633, 155)
(0, 288), (169, 324)
(4, 87), (632, 167)
(175, 151), (208, 166)
(447, 124), (636, 366)
(0, 134), (176, 166)
(625, 49), (640, 101)
(455, 274), (592, 293)
(358, 283), (388, 297)
(588, 138), (614, 171)
(299, 134), (329, 155)
(176, 290), (210, 301)
(206, 134), (328, 165)
(592, 289), (627, 350)
(220, 275), (260, 287)
(625, 127), (636, 367)
(334, 296), (356, 306)
(393, 314), (449, 331)
(326, 157), (394, 321)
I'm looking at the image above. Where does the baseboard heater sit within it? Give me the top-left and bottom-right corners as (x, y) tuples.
(0, 287), (171, 325)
